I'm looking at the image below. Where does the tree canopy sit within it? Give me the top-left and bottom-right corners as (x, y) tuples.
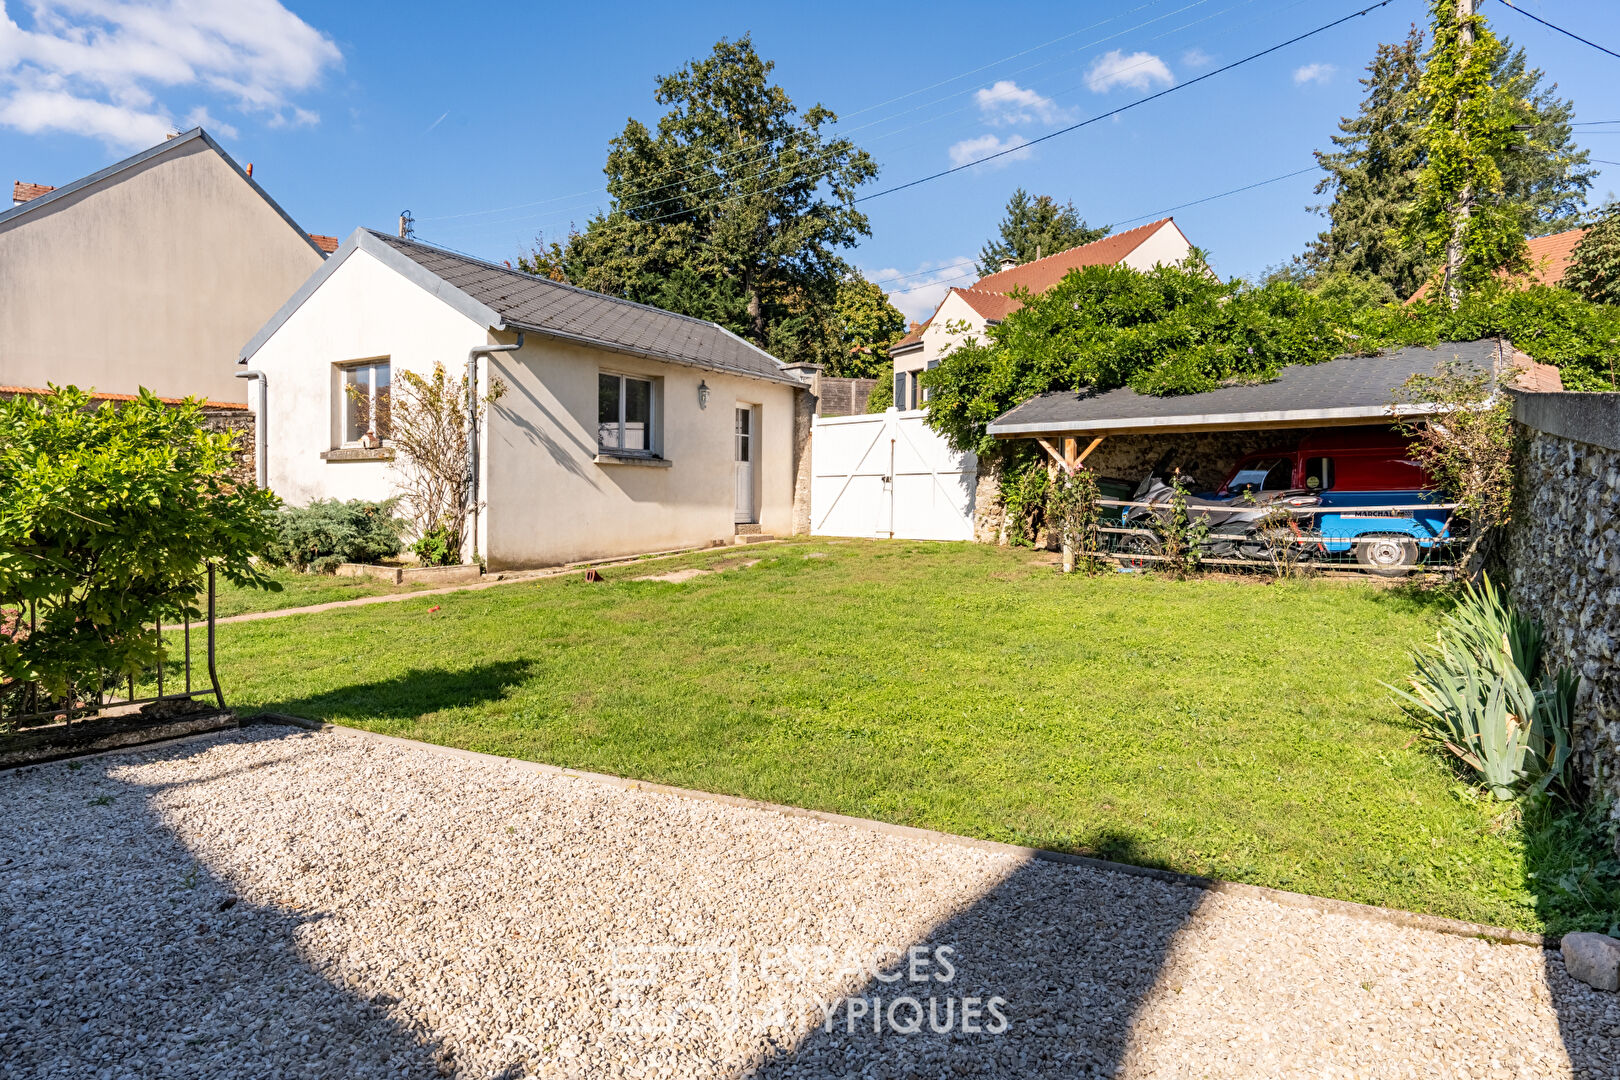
(823, 273), (907, 379)
(977, 189), (1109, 276)
(1564, 204), (1620, 306)
(520, 35), (877, 366)
(1303, 22), (1592, 300)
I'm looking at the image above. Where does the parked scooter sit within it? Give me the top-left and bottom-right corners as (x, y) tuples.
(1118, 462), (1322, 564)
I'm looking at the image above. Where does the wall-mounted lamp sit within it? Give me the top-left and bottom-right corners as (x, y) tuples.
(697, 380), (710, 410)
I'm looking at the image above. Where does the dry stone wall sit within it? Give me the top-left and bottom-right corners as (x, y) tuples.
(1503, 391), (1620, 813)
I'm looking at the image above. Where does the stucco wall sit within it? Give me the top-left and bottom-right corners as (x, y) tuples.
(1119, 220), (1194, 271)
(0, 137), (324, 404)
(250, 248), (487, 508)
(1503, 392), (1620, 812)
(485, 339), (800, 569)
(252, 247), (803, 570)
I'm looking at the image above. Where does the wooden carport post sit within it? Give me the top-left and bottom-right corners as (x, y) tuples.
(1035, 435), (1105, 573)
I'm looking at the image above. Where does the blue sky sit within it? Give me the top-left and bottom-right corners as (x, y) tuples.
(4, 0), (1619, 323)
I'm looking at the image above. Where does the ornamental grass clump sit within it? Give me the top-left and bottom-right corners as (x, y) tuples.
(1387, 575), (1576, 800)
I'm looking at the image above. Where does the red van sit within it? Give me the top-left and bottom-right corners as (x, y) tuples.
(1216, 430), (1431, 498)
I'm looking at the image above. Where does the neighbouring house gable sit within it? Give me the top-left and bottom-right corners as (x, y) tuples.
(0, 128), (328, 404)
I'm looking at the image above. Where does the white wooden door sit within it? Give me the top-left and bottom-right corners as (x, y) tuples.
(734, 406), (755, 524)
(810, 408), (978, 540)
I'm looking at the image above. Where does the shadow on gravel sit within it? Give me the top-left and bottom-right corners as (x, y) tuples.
(747, 847), (1206, 1079)
(244, 658), (535, 725)
(0, 733), (449, 1080)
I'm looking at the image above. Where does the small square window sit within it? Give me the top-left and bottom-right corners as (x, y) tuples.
(599, 372), (655, 454)
(341, 361), (390, 445)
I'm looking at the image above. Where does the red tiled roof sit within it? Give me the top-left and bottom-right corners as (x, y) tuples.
(968, 219), (1175, 295)
(950, 287), (1024, 322)
(12, 181), (54, 203)
(891, 318), (930, 351)
(0, 385), (250, 409)
(308, 233), (340, 254)
(1409, 226), (1586, 301)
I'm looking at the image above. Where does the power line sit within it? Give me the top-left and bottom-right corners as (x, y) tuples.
(546, 0), (1386, 235)
(426, 0), (1249, 235)
(1496, 1), (1620, 61)
(1110, 165), (1320, 226)
(418, 0), (1203, 225)
(856, 0), (1394, 202)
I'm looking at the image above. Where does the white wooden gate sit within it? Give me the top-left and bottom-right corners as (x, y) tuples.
(810, 408), (978, 541)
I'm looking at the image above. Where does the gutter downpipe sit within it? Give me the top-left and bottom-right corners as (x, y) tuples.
(235, 370), (268, 489)
(466, 331), (524, 564)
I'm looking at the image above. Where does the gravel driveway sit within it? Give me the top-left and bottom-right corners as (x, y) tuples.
(2, 726), (1615, 1079)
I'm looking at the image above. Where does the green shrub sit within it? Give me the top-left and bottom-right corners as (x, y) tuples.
(1387, 576), (1576, 799)
(411, 524), (457, 567)
(864, 374), (893, 413)
(0, 386), (280, 699)
(266, 500), (405, 573)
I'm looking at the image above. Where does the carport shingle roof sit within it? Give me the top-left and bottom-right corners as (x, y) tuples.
(986, 341), (1506, 437)
(368, 231), (802, 385)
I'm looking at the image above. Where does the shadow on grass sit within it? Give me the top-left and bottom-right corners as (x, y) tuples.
(0, 729), (457, 1079)
(242, 659), (535, 725)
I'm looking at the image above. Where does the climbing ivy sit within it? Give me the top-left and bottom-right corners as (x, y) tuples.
(922, 259), (1620, 458)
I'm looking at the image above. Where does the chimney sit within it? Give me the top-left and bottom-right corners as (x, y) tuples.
(245, 163), (253, 178)
(909, 320), (921, 333)
(999, 256), (1017, 272)
(13, 181), (55, 206)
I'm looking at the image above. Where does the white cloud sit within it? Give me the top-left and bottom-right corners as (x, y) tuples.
(948, 133), (1030, 168)
(0, 0), (341, 149)
(183, 105), (235, 139)
(974, 79), (1070, 126)
(1181, 47), (1213, 68)
(1293, 63), (1335, 85)
(870, 259), (976, 324)
(1085, 50), (1174, 94)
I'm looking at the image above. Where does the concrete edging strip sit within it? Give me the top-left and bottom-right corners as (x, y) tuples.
(219, 540), (788, 625)
(246, 714), (1554, 950)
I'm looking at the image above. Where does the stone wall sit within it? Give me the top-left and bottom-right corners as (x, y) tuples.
(790, 386), (814, 535)
(201, 404), (256, 487)
(1, 388), (256, 487)
(1502, 391), (1620, 810)
(815, 377), (878, 418)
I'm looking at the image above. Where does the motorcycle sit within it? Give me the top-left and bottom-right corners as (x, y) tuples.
(1117, 465), (1322, 565)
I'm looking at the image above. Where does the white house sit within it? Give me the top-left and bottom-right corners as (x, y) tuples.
(889, 218), (1194, 408)
(239, 229), (810, 570)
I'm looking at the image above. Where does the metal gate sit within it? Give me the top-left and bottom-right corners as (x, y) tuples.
(810, 408), (978, 540)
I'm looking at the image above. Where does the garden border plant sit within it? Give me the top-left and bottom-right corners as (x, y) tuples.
(0, 386), (280, 719)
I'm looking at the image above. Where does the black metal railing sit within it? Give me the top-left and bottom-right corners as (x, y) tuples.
(1, 565), (225, 731)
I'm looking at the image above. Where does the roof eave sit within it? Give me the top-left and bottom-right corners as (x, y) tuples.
(986, 402), (1444, 439)
(0, 127), (326, 259)
(505, 321), (807, 386)
(240, 228), (506, 362)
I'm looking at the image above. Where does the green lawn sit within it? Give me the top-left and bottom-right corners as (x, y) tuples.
(213, 568), (440, 618)
(214, 539), (1555, 931)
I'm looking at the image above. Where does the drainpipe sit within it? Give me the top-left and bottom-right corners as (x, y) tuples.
(465, 332), (524, 562)
(235, 369), (267, 489)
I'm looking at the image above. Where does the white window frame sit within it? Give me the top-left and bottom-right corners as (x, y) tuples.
(597, 370), (660, 456)
(337, 359), (391, 448)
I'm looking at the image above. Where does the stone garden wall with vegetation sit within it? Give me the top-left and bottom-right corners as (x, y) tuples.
(1504, 391), (1620, 810)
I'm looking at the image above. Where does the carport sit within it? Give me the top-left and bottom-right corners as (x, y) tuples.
(984, 340), (1555, 572)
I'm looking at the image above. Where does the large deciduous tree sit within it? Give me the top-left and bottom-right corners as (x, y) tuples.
(977, 189), (1109, 276)
(1405, 0), (1526, 307)
(1305, 20), (1591, 300)
(525, 36), (877, 366)
(1564, 203), (1620, 306)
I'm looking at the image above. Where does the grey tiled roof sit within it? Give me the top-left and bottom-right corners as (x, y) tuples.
(368, 231), (802, 385)
(987, 341), (1503, 436)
